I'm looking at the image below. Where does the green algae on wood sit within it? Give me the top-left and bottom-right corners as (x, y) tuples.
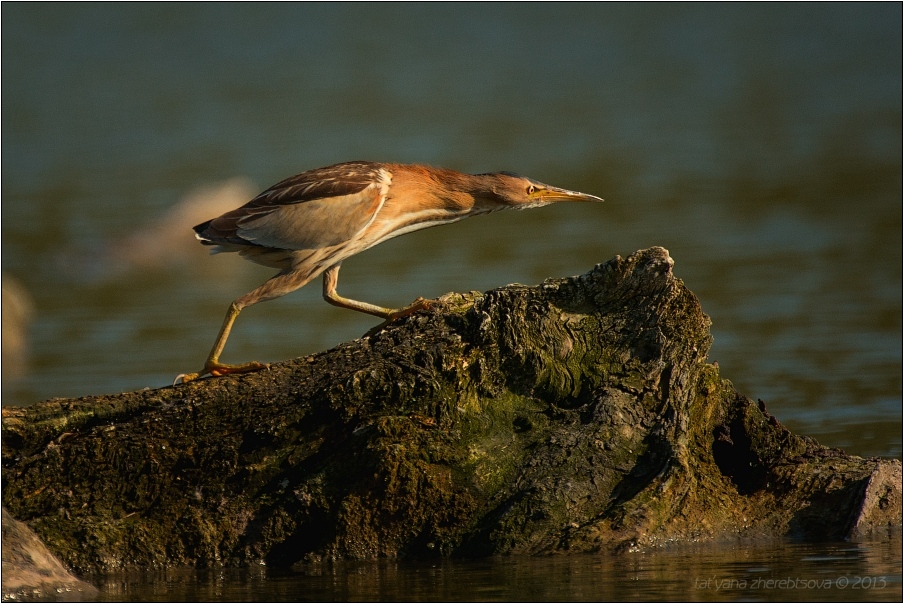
(2, 247), (900, 573)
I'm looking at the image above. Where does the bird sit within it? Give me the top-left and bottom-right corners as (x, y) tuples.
(176, 161), (603, 383)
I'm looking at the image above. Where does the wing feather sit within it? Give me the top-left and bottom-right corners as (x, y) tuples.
(195, 161), (391, 251)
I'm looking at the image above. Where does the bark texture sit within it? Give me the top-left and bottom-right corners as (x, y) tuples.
(2, 247), (900, 574)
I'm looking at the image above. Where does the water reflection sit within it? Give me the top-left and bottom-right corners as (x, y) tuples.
(93, 539), (901, 602)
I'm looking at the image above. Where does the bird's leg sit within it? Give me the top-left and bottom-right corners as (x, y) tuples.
(322, 265), (396, 318)
(176, 269), (314, 384)
(176, 301), (269, 383)
(322, 265), (432, 328)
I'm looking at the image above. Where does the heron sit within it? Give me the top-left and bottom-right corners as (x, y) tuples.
(177, 161), (603, 383)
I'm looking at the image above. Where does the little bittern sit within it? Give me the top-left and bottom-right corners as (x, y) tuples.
(177, 161), (602, 383)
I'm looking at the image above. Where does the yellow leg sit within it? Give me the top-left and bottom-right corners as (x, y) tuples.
(321, 264), (431, 326)
(175, 265), (428, 385)
(175, 268), (317, 384)
(176, 301), (268, 384)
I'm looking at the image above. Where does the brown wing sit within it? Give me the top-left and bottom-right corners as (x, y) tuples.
(195, 161), (392, 251)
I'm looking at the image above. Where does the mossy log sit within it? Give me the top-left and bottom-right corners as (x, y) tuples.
(2, 247), (900, 573)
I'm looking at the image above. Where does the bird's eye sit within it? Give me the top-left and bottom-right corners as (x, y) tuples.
(527, 185), (536, 195)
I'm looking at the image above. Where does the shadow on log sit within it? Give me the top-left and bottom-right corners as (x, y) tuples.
(2, 247), (900, 574)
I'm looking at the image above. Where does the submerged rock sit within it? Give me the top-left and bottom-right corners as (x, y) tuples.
(1, 247), (899, 573)
(1, 508), (97, 601)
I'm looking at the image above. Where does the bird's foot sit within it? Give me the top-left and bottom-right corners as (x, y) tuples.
(174, 360), (269, 385)
(390, 297), (432, 319)
(365, 297), (433, 337)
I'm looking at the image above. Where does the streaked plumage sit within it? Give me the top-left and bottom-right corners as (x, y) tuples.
(178, 161), (603, 383)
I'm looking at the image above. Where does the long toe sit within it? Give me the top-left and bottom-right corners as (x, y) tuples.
(175, 360), (269, 384)
(389, 297), (432, 320)
(208, 360), (269, 377)
(364, 298), (433, 337)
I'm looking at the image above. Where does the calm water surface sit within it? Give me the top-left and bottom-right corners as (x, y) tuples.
(92, 539), (901, 602)
(2, 4), (901, 600)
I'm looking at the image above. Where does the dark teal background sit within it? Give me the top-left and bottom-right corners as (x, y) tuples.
(3, 4), (900, 455)
(2, 4), (901, 600)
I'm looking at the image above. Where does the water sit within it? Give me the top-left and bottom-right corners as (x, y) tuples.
(92, 539), (901, 602)
(2, 4), (901, 598)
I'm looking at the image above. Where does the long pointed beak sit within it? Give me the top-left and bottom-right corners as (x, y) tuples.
(538, 186), (604, 203)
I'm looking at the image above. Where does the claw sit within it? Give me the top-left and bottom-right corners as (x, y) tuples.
(174, 371), (205, 385)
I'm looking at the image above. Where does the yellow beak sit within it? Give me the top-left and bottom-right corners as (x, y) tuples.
(535, 186), (604, 203)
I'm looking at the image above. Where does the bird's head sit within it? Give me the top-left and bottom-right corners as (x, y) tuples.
(475, 171), (604, 210)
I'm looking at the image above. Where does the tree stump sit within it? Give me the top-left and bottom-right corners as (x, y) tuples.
(2, 247), (899, 574)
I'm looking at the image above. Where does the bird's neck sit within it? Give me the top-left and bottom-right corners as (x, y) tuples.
(388, 165), (479, 215)
(359, 165), (494, 249)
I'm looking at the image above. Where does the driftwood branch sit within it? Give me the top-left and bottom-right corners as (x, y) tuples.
(2, 247), (900, 574)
